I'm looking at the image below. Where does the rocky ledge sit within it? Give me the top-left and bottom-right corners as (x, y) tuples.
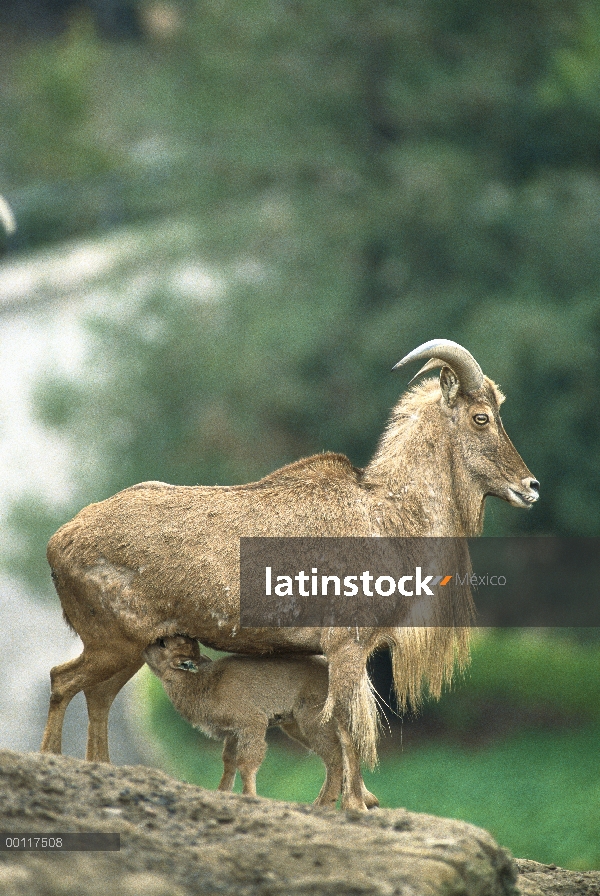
(0, 750), (597, 896)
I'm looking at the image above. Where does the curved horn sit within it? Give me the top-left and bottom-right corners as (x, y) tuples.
(407, 358), (444, 385)
(393, 339), (484, 393)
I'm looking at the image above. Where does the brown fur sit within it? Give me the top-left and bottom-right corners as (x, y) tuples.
(143, 635), (379, 808)
(41, 362), (537, 810)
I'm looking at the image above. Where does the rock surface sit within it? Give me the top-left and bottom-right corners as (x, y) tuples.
(0, 750), (597, 896)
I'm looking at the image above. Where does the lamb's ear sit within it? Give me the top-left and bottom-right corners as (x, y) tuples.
(173, 659), (199, 673)
(440, 366), (460, 407)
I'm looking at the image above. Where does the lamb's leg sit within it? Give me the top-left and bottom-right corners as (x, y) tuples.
(235, 728), (267, 797)
(314, 771), (343, 808)
(284, 715), (343, 808)
(311, 735), (377, 810)
(218, 734), (238, 791)
(84, 660), (143, 762)
(310, 738), (378, 809)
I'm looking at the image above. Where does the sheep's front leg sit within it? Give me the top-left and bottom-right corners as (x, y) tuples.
(335, 722), (369, 811)
(218, 734), (238, 791)
(361, 781), (379, 809)
(322, 639), (378, 811)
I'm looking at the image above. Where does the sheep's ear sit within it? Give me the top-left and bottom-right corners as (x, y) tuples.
(440, 366), (460, 407)
(173, 659), (199, 673)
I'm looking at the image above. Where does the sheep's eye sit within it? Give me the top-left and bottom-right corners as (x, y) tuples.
(473, 413), (489, 426)
(157, 638), (166, 649)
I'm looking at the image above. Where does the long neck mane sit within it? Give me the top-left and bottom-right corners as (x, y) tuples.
(357, 379), (481, 715)
(363, 379), (485, 536)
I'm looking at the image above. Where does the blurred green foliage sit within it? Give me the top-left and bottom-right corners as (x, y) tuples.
(2, 0), (599, 548)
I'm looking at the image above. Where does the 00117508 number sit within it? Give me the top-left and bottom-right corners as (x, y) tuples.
(4, 837), (62, 849)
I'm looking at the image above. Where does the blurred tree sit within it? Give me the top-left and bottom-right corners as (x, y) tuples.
(3, 0), (600, 593)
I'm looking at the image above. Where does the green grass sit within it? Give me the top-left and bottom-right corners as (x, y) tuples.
(364, 730), (600, 871)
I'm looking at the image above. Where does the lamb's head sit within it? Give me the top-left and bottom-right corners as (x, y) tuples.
(394, 339), (540, 510)
(143, 635), (208, 678)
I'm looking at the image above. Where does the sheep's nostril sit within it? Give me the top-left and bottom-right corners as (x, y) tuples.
(529, 479), (540, 493)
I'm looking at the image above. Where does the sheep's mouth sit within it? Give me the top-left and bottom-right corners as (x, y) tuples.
(505, 487), (538, 508)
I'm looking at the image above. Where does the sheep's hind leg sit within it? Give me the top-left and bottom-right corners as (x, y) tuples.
(218, 734), (238, 791)
(84, 660), (143, 762)
(41, 646), (141, 760)
(41, 654), (88, 755)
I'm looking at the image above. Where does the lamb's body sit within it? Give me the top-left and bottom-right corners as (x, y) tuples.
(42, 340), (539, 810)
(143, 636), (378, 807)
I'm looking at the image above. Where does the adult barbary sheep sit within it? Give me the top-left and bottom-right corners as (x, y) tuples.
(143, 635), (379, 808)
(41, 339), (539, 810)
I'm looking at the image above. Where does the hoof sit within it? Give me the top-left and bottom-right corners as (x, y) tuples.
(361, 786), (379, 809)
